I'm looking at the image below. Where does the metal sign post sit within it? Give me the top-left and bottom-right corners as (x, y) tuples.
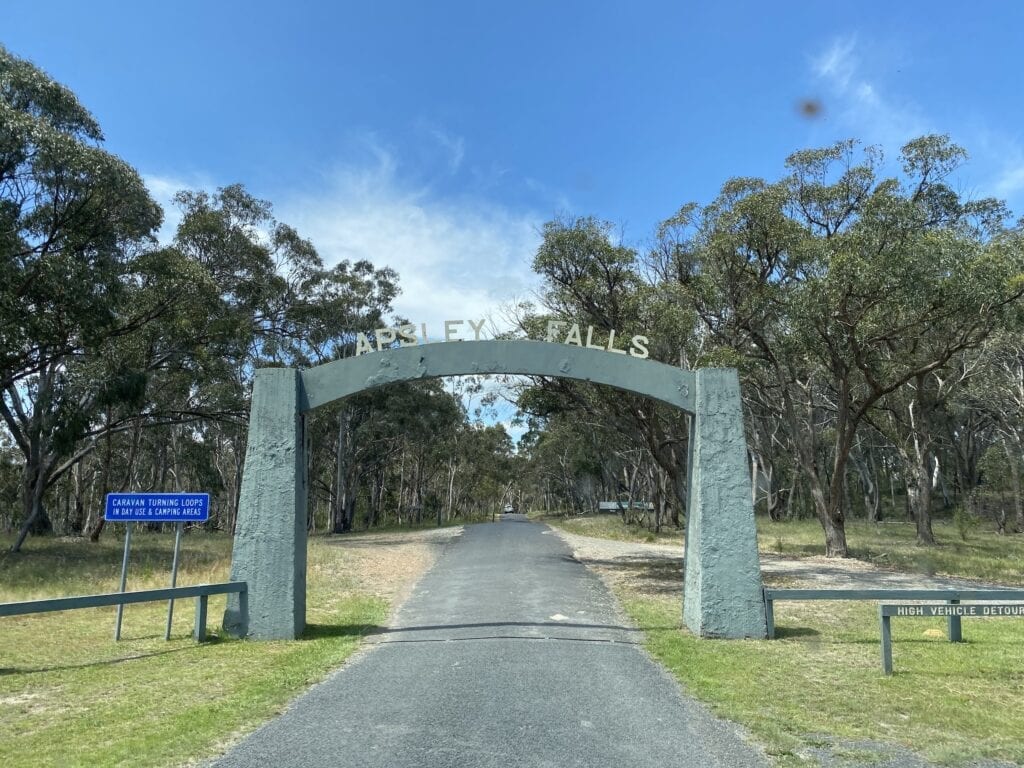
(879, 601), (1024, 674)
(113, 523), (133, 641)
(164, 521), (184, 640)
(105, 492), (210, 642)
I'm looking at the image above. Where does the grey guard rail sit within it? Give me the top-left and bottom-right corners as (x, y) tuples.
(0, 581), (247, 642)
(763, 587), (1024, 641)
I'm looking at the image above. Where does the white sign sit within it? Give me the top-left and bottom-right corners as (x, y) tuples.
(353, 320), (649, 359)
(543, 321), (648, 358)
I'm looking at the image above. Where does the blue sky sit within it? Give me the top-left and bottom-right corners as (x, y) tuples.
(5, 2), (1024, 319)
(5, 1), (1024, 431)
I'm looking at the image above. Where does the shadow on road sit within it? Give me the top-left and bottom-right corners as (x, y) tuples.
(367, 619), (640, 635)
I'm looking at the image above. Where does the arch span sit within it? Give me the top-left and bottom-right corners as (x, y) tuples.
(223, 340), (766, 640)
(299, 340), (696, 413)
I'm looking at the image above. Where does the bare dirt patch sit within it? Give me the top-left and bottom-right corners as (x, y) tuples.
(552, 528), (1001, 602)
(0, 687), (68, 717)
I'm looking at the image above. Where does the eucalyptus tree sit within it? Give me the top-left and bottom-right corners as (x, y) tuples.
(1, 46), (171, 548)
(868, 351), (997, 543)
(157, 186), (399, 536)
(289, 263), (397, 535)
(518, 413), (607, 514)
(521, 217), (695, 524)
(305, 381), (466, 533)
(518, 408), (668, 521)
(0, 47), (405, 545)
(0, 46), (161, 392)
(64, 185), (313, 541)
(965, 332), (1024, 531)
(657, 136), (1023, 555)
(452, 423), (516, 518)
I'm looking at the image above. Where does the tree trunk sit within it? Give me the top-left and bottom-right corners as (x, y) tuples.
(342, 497), (355, 532)
(370, 467), (383, 528)
(11, 458), (51, 551)
(1003, 439), (1023, 533)
(83, 407), (115, 542)
(853, 451), (881, 523)
(652, 465), (667, 534)
(229, 430), (245, 534)
(933, 454), (952, 510)
(904, 408), (937, 545)
(342, 473), (358, 532)
(811, 484), (849, 557)
(331, 408), (352, 534)
(888, 466), (896, 520)
(72, 461), (85, 533)
(413, 457), (424, 525)
(750, 453), (759, 510)
(904, 384), (939, 544)
(907, 457), (936, 545)
(640, 423), (687, 527)
(776, 472), (795, 521)
(445, 455), (457, 523)
(396, 449), (406, 525)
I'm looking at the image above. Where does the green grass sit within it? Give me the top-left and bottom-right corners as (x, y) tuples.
(538, 511), (1024, 585)
(623, 594), (1024, 766)
(6, 518), (1021, 766)
(761, 518), (1024, 585)
(0, 530), (387, 767)
(544, 511), (1024, 763)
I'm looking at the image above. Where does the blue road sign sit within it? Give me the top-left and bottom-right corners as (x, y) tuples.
(105, 493), (210, 522)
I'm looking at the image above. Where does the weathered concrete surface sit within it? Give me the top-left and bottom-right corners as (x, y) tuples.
(683, 368), (767, 638)
(300, 339), (696, 413)
(224, 368), (307, 640)
(227, 343), (765, 641)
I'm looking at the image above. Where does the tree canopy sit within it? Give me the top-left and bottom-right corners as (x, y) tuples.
(3, 44), (1023, 560)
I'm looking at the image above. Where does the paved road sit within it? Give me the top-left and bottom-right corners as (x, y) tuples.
(215, 516), (767, 767)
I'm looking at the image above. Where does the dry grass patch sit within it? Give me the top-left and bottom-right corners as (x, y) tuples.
(0, 526), (458, 768)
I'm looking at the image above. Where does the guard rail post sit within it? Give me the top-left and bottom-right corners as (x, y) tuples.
(195, 594), (208, 642)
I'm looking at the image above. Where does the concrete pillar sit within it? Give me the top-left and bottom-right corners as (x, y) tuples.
(224, 368), (307, 640)
(683, 368), (767, 638)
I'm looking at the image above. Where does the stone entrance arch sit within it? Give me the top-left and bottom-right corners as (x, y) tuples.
(223, 339), (766, 640)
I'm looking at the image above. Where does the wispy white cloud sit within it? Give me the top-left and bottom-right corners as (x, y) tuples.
(809, 37), (1024, 211)
(278, 137), (543, 341)
(811, 36), (928, 150)
(145, 135), (547, 437)
(812, 37), (857, 92)
(280, 141), (546, 440)
(287, 140), (546, 442)
(523, 175), (574, 215)
(991, 150), (1024, 200)
(427, 127), (466, 174)
(995, 168), (1024, 200)
(143, 141), (545, 346)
